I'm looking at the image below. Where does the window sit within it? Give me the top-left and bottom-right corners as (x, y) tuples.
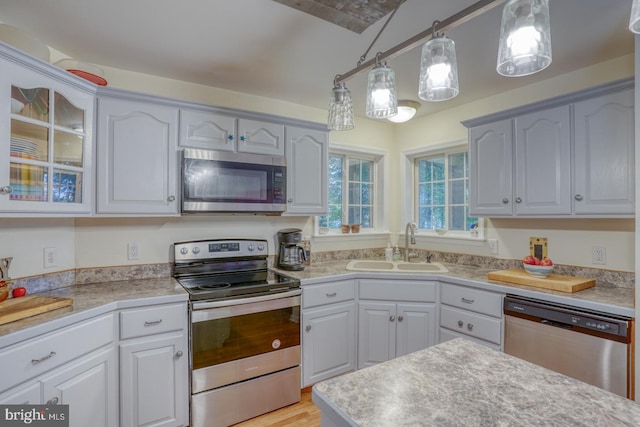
(415, 150), (478, 233)
(318, 144), (386, 233)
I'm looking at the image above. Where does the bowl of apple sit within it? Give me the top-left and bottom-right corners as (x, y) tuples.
(522, 255), (554, 278)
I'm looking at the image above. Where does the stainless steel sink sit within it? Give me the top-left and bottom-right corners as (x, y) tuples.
(346, 260), (448, 273)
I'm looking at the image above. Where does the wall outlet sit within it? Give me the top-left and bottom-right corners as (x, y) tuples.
(488, 239), (498, 255)
(44, 247), (57, 268)
(592, 246), (606, 265)
(127, 243), (139, 261)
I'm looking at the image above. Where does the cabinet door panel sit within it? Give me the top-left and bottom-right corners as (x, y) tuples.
(179, 109), (236, 151)
(396, 304), (436, 357)
(237, 119), (284, 156)
(515, 106), (571, 215)
(574, 89), (634, 215)
(120, 333), (188, 427)
(358, 302), (395, 369)
(0, 382), (41, 404)
(468, 120), (513, 216)
(302, 302), (356, 387)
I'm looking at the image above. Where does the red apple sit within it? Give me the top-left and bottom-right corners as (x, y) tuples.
(522, 255), (535, 265)
(12, 287), (26, 298)
(540, 257), (553, 266)
(533, 256), (541, 265)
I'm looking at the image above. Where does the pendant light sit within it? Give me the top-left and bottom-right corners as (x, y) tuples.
(387, 100), (421, 123)
(497, 0), (552, 77)
(630, 0), (640, 33)
(365, 54), (398, 119)
(328, 76), (354, 131)
(418, 21), (459, 102)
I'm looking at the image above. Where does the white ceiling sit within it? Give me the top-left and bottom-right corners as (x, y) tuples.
(0, 0), (635, 121)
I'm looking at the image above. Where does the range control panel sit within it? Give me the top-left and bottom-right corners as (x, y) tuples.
(174, 239), (268, 261)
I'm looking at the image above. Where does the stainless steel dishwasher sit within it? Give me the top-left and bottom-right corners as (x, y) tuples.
(504, 295), (633, 398)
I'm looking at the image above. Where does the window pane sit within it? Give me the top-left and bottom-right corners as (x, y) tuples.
(362, 161), (372, 182)
(362, 183), (372, 205)
(419, 207), (432, 228)
(432, 157), (445, 181)
(328, 205), (342, 228)
(348, 159), (361, 181)
(450, 206), (465, 230)
(53, 169), (82, 203)
(450, 180), (465, 205)
(418, 183), (431, 205)
(433, 182), (445, 205)
(418, 159), (431, 182)
(449, 153), (465, 179)
(54, 131), (83, 167)
(349, 183), (361, 204)
(361, 207), (371, 227)
(433, 207), (446, 228)
(348, 206), (361, 224)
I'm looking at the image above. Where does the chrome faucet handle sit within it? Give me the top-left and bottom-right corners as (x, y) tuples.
(425, 254), (433, 263)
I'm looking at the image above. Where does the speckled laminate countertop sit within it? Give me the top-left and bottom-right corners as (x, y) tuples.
(275, 260), (635, 317)
(313, 338), (640, 427)
(0, 278), (188, 347)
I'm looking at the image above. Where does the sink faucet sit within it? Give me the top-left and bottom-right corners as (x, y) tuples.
(404, 222), (416, 262)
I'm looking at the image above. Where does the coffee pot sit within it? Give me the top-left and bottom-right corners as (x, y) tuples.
(276, 228), (307, 271)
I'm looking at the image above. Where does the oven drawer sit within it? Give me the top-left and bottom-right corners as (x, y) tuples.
(303, 280), (356, 309)
(440, 305), (502, 345)
(120, 303), (186, 339)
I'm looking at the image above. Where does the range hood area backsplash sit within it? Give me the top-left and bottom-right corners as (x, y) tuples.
(8, 249), (634, 296)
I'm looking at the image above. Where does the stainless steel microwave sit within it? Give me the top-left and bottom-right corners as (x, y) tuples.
(181, 148), (287, 214)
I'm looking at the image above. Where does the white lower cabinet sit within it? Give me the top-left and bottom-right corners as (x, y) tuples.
(439, 283), (504, 350)
(301, 280), (356, 387)
(118, 302), (189, 427)
(358, 280), (437, 369)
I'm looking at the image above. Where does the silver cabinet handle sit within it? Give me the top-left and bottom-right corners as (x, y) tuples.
(457, 320), (463, 328)
(461, 297), (474, 304)
(397, 315), (404, 322)
(46, 397), (59, 405)
(144, 319), (163, 326)
(32, 351), (56, 364)
(467, 323), (474, 331)
(325, 292), (337, 297)
(305, 325), (312, 332)
(389, 315), (396, 322)
(575, 194), (583, 201)
(502, 198), (509, 204)
(175, 351), (184, 358)
(515, 197), (522, 203)
(167, 195), (176, 202)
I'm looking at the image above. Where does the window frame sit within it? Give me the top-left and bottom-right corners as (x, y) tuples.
(315, 143), (389, 237)
(401, 140), (485, 243)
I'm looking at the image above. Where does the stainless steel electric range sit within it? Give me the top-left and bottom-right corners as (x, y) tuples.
(173, 239), (301, 427)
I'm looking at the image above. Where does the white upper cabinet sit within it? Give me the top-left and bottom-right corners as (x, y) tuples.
(237, 118), (285, 156)
(573, 89), (634, 215)
(465, 79), (634, 218)
(0, 46), (95, 215)
(284, 126), (328, 215)
(96, 95), (179, 215)
(514, 106), (571, 215)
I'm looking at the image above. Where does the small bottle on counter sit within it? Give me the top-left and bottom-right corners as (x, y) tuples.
(392, 245), (401, 261)
(385, 243), (393, 262)
(302, 236), (311, 266)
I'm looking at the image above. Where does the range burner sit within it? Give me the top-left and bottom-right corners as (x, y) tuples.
(196, 283), (232, 291)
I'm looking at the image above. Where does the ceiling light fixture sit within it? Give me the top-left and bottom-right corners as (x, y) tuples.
(630, 0), (640, 33)
(387, 100), (421, 123)
(366, 54), (398, 119)
(418, 20), (459, 102)
(496, 0), (552, 77)
(328, 76), (355, 131)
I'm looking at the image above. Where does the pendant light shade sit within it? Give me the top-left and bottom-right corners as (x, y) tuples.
(497, 0), (552, 77)
(418, 36), (459, 102)
(328, 81), (354, 131)
(630, 0), (640, 34)
(365, 61), (398, 119)
(387, 100), (420, 123)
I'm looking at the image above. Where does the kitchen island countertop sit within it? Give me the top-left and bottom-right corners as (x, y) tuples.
(313, 338), (640, 426)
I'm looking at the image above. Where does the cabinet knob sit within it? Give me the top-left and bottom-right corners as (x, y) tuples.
(175, 350), (184, 358)
(305, 325), (312, 332)
(515, 197), (522, 204)
(167, 195), (176, 202)
(457, 320), (463, 328)
(397, 315), (404, 322)
(467, 323), (474, 331)
(287, 198), (293, 203)
(502, 198), (509, 204)
(575, 194), (584, 201)
(46, 397), (59, 405)
(240, 136), (246, 142)
(228, 135), (234, 140)
(0, 185), (13, 195)
(389, 315), (396, 322)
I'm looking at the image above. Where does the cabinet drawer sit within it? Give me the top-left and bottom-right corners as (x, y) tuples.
(120, 303), (186, 340)
(0, 313), (115, 394)
(303, 280), (355, 309)
(441, 283), (503, 317)
(359, 280), (436, 302)
(439, 327), (501, 352)
(440, 306), (502, 345)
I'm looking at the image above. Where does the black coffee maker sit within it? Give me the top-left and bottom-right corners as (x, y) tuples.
(276, 228), (307, 271)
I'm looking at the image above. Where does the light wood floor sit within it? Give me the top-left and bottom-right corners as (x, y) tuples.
(233, 387), (320, 427)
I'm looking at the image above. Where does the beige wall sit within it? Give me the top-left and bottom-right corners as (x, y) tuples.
(0, 52), (635, 279)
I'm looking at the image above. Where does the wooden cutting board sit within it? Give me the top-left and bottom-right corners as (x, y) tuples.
(0, 295), (73, 326)
(487, 269), (595, 293)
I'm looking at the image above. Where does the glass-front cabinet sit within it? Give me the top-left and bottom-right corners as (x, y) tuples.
(0, 51), (95, 214)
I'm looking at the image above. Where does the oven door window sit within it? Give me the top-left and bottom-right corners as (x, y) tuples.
(192, 303), (300, 369)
